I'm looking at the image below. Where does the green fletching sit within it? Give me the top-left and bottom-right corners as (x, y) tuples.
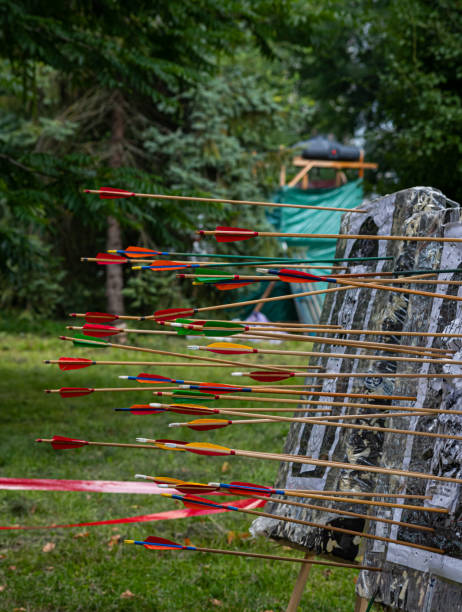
(71, 334), (109, 348)
(196, 276), (230, 283)
(204, 321), (244, 329)
(172, 390), (216, 401)
(192, 269), (224, 276)
(177, 328), (203, 336)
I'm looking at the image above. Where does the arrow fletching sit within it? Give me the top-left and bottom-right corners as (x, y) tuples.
(175, 482), (219, 494)
(82, 323), (121, 338)
(35, 435), (89, 450)
(58, 357), (93, 371)
(214, 226), (257, 243)
(94, 252), (128, 265)
(228, 481), (273, 496)
(184, 419), (231, 431)
(84, 312), (119, 323)
(185, 442), (233, 456)
(135, 373), (173, 384)
(276, 268), (334, 284)
(97, 187), (135, 199)
(177, 494), (218, 510)
(142, 536), (183, 550)
(214, 281), (255, 290)
(205, 342), (255, 355)
(171, 390), (217, 401)
(69, 334), (109, 349)
(193, 383), (244, 394)
(142, 260), (192, 271)
(57, 387), (94, 398)
(248, 370), (294, 382)
(168, 403), (216, 416)
(125, 404), (167, 415)
(154, 308), (196, 321)
(124, 246), (162, 258)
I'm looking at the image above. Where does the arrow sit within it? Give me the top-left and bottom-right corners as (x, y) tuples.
(44, 386), (213, 398)
(124, 535), (381, 571)
(137, 437), (462, 485)
(130, 375), (416, 401)
(167, 413), (462, 442)
(43, 358), (315, 374)
(84, 187), (369, 214)
(58, 335), (295, 374)
(136, 476), (444, 509)
(163, 494), (442, 553)
(156, 485), (433, 534)
(233, 370), (462, 382)
(36, 435), (163, 451)
(117, 402), (331, 416)
(148, 390), (418, 412)
(198, 225), (462, 244)
(188, 342), (456, 367)
(108, 247), (393, 264)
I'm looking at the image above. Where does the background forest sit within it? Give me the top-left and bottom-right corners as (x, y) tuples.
(1, 0), (461, 319)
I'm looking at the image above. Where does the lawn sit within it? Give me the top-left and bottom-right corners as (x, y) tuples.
(0, 316), (366, 611)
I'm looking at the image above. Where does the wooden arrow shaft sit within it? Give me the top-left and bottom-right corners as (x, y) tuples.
(86, 189), (368, 213)
(200, 229), (462, 243)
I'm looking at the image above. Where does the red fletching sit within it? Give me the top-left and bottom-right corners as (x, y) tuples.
(180, 495), (218, 510)
(229, 481), (272, 496)
(95, 252), (127, 265)
(98, 187), (135, 199)
(59, 387), (94, 398)
(85, 312), (119, 323)
(214, 226), (257, 243)
(136, 373), (172, 384)
(186, 419), (231, 431)
(248, 370), (293, 382)
(58, 357), (93, 371)
(83, 323), (121, 338)
(125, 246), (161, 258)
(175, 483), (218, 494)
(143, 535), (182, 550)
(215, 281), (255, 290)
(196, 383), (241, 394)
(277, 268), (326, 283)
(129, 404), (166, 415)
(169, 404), (216, 416)
(153, 308), (196, 321)
(51, 435), (88, 450)
(145, 260), (191, 271)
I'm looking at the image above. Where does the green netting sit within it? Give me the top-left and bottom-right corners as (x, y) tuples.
(249, 180), (364, 322)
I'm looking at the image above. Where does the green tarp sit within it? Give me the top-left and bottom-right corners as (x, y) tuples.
(244, 179), (364, 322)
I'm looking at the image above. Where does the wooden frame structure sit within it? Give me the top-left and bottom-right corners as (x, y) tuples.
(280, 154), (378, 190)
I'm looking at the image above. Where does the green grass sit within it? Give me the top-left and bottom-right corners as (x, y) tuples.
(0, 317), (366, 611)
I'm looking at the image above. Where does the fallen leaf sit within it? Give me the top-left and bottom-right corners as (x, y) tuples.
(107, 534), (121, 550)
(13, 608), (26, 611)
(221, 461), (229, 473)
(42, 542), (55, 553)
(120, 590), (135, 599)
(227, 531), (235, 545)
(183, 537), (192, 546)
(0, 585), (5, 592)
(8, 566), (16, 571)
(112, 527), (120, 532)
(73, 532), (89, 539)
(45, 566), (54, 572)
(211, 599), (222, 606)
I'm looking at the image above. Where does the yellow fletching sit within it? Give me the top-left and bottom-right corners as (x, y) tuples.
(207, 342), (252, 350)
(186, 442), (230, 451)
(153, 441), (186, 452)
(153, 476), (185, 485)
(189, 419), (228, 426)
